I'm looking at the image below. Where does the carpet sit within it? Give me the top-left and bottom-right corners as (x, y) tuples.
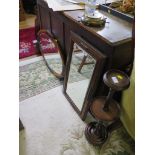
(19, 27), (39, 59)
(19, 86), (134, 155)
(39, 31), (59, 54)
(19, 28), (60, 59)
(19, 58), (63, 101)
(19, 56), (134, 155)
(19, 55), (94, 101)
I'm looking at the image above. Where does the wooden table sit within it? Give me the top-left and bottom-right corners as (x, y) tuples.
(36, 0), (134, 96)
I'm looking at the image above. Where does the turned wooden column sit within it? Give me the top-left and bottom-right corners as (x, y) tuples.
(85, 69), (130, 146)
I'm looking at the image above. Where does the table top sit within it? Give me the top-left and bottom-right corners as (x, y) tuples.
(63, 10), (133, 46)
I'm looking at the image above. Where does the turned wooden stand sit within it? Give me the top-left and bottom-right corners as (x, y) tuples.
(85, 69), (130, 146)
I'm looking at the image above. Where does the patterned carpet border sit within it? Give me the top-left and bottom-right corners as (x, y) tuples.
(19, 60), (63, 101)
(19, 56), (94, 101)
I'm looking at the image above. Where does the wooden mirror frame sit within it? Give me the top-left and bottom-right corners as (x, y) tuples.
(63, 32), (107, 120)
(37, 29), (65, 80)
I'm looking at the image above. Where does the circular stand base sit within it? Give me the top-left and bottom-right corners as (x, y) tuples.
(85, 122), (108, 146)
(90, 96), (120, 121)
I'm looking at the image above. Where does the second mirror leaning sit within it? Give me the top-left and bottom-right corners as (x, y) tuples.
(37, 30), (65, 80)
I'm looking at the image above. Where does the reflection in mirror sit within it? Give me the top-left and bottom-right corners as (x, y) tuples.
(37, 30), (65, 80)
(66, 43), (96, 111)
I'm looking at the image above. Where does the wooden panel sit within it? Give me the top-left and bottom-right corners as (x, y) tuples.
(50, 10), (67, 64)
(38, 5), (51, 31)
(112, 41), (133, 69)
(50, 11), (64, 51)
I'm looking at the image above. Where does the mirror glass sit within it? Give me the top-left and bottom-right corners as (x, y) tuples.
(44, 52), (63, 75)
(66, 43), (96, 111)
(37, 30), (64, 80)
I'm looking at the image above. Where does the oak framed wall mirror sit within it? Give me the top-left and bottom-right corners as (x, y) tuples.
(63, 32), (106, 120)
(37, 30), (65, 80)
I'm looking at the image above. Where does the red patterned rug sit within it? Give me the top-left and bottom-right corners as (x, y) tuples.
(39, 32), (59, 54)
(19, 27), (39, 59)
(19, 27), (59, 59)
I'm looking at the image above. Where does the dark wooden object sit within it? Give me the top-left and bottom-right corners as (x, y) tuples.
(22, 0), (37, 14)
(36, 0), (134, 119)
(85, 70), (130, 146)
(37, 29), (65, 80)
(99, 4), (134, 23)
(19, 119), (24, 131)
(78, 54), (95, 73)
(78, 54), (87, 73)
(64, 32), (106, 120)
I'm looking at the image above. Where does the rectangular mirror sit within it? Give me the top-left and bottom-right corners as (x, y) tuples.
(64, 32), (106, 120)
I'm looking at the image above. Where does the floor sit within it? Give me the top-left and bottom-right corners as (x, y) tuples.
(19, 84), (89, 155)
(19, 56), (97, 155)
(19, 56), (134, 155)
(20, 14), (36, 29)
